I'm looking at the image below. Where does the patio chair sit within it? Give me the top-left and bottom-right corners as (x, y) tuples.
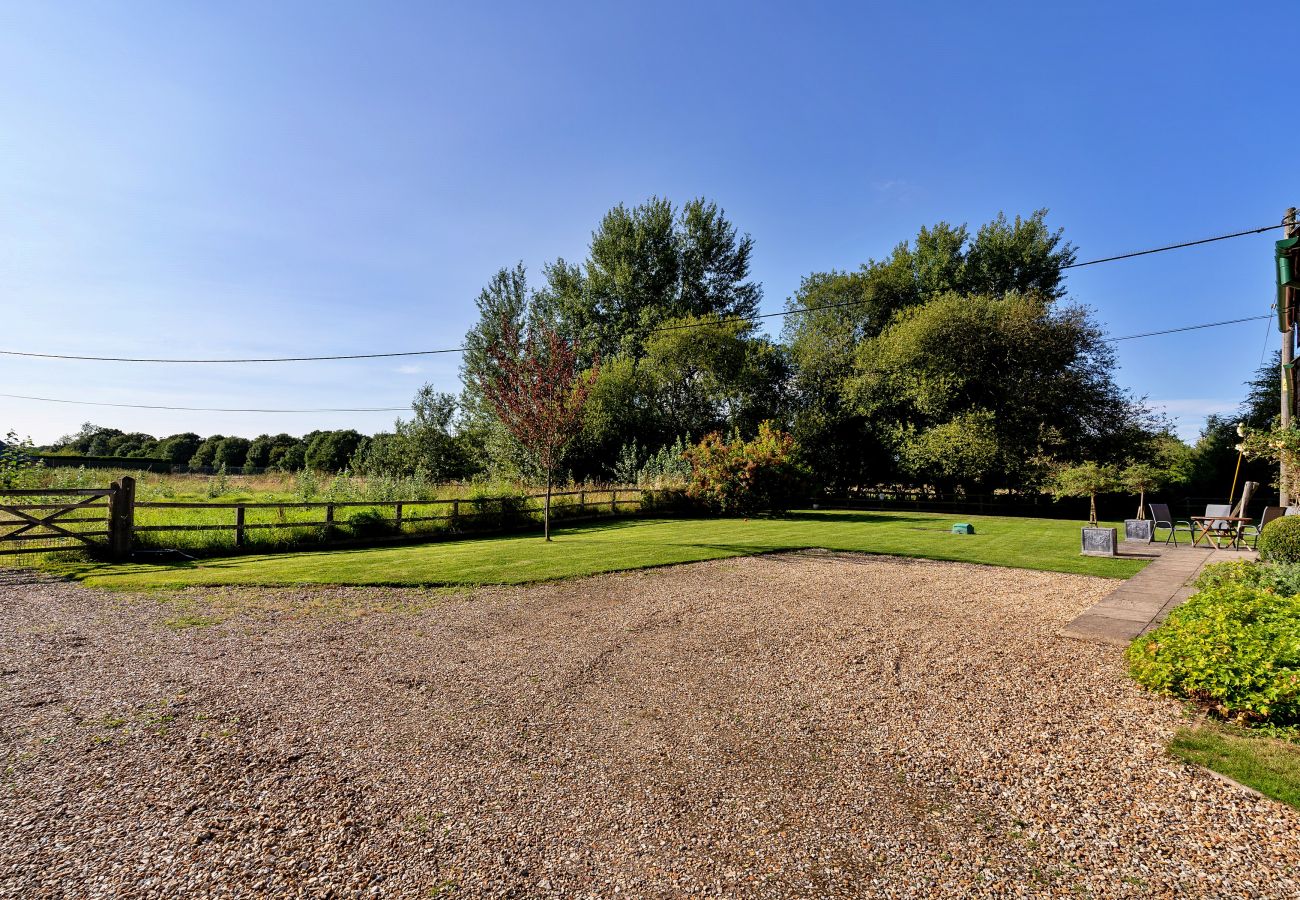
(1241, 505), (1286, 549)
(1148, 503), (1193, 546)
(1199, 503), (1235, 546)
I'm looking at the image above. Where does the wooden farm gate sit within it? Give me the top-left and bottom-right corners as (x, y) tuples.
(0, 478), (134, 559)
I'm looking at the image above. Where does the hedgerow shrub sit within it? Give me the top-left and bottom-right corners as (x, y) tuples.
(1127, 581), (1300, 726)
(683, 422), (807, 515)
(1258, 515), (1300, 563)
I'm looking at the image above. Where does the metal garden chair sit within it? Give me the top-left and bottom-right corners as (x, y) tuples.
(1241, 505), (1286, 549)
(1148, 503), (1193, 546)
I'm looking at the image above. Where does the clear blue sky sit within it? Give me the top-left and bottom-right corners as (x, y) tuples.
(1, 1), (1290, 444)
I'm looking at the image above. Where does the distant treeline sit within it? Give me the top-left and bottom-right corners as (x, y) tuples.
(43, 426), (371, 474)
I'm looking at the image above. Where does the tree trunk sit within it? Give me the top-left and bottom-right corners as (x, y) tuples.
(1089, 492), (1098, 527)
(544, 472), (552, 542)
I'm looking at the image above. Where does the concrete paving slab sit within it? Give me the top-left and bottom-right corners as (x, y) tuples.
(1061, 545), (1256, 646)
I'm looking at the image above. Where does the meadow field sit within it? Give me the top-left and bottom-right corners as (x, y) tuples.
(9, 467), (651, 555)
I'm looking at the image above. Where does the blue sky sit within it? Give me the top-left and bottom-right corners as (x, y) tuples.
(1, 1), (1290, 444)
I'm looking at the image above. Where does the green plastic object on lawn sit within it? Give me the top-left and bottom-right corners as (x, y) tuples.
(952, 523), (975, 535)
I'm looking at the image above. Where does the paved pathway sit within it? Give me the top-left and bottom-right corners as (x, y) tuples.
(1061, 541), (1256, 646)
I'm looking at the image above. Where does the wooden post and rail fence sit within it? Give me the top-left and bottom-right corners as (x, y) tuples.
(0, 476), (654, 560)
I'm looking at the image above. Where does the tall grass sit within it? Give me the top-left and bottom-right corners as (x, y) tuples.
(2, 467), (687, 559)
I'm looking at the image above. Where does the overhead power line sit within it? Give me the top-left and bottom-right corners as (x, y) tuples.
(0, 393), (407, 413)
(0, 312), (1275, 414)
(1063, 223), (1289, 269)
(1103, 314), (1272, 343)
(0, 220), (1290, 365)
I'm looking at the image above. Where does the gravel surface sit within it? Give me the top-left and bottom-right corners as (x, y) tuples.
(2, 553), (1298, 898)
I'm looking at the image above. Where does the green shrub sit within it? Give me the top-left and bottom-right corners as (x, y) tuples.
(1194, 559), (1266, 592)
(0, 431), (41, 489)
(1127, 582), (1300, 726)
(1198, 559), (1300, 597)
(1263, 562), (1300, 597)
(347, 509), (396, 539)
(683, 422), (807, 515)
(1258, 515), (1300, 563)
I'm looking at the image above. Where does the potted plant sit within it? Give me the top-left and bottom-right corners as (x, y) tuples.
(1052, 461), (1120, 556)
(1120, 462), (1165, 543)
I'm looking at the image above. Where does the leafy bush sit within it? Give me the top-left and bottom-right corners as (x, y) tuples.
(347, 509), (397, 539)
(1258, 515), (1300, 564)
(639, 437), (691, 486)
(612, 438), (692, 487)
(295, 468), (321, 502)
(1127, 581), (1300, 726)
(1263, 563), (1300, 597)
(1196, 559), (1300, 596)
(0, 431), (41, 488)
(205, 464), (230, 498)
(683, 422), (807, 515)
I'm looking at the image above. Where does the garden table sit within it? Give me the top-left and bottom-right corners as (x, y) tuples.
(1190, 515), (1252, 550)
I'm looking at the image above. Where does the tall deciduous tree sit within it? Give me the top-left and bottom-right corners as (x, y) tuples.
(540, 197), (761, 359)
(476, 319), (598, 540)
(783, 210), (1154, 493)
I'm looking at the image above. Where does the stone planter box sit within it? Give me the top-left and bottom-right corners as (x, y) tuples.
(1081, 526), (1117, 557)
(1123, 519), (1154, 543)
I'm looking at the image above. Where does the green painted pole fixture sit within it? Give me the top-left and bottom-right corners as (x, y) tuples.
(1278, 234), (1300, 332)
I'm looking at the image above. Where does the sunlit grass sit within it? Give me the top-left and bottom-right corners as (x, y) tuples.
(1170, 723), (1300, 809)
(48, 509), (1149, 590)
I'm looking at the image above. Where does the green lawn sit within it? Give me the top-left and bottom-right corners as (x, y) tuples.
(48, 510), (1148, 590)
(1170, 724), (1300, 810)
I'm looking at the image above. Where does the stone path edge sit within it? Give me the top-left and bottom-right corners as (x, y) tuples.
(1061, 543), (1256, 647)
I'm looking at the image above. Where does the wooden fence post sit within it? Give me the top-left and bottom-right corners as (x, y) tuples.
(579, 491), (585, 517)
(108, 476), (135, 560)
(325, 503), (335, 538)
(235, 506), (246, 548)
(395, 502), (403, 533)
(451, 499), (459, 530)
(611, 490), (618, 514)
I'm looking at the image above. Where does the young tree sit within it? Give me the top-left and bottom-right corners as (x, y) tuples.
(1051, 462), (1120, 527)
(1121, 462), (1166, 520)
(476, 319), (598, 540)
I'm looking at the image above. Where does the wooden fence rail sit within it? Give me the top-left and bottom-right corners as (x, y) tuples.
(0, 478), (654, 560)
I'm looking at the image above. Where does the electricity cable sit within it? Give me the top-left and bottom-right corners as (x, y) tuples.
(0, 313), (1274, 413)
(0, 221), (1290, 365)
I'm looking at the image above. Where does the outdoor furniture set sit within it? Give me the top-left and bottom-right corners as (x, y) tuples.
(1149, 490), (1286, 551)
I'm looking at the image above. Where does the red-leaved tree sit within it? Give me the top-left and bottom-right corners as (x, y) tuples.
(480, 319), (598, 540)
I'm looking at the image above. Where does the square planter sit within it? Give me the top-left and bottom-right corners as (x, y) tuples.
(1081, 526), (1117, 557)
(1123, 519), (1154, 543)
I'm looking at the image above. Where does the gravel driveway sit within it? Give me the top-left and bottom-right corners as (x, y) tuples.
(2, 553), (1298, 898)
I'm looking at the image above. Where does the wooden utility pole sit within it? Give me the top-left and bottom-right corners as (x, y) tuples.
(1282, 207), (1298, 506)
